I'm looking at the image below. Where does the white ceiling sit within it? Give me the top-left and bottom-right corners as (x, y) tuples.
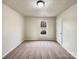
(3, 0), (77, 17)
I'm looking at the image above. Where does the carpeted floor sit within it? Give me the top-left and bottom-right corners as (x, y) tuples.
(3, 41), (76, 59)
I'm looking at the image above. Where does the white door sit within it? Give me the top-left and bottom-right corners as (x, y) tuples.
(56, 17), (63, 45)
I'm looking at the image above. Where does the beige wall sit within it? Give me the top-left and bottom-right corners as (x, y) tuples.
(2, 4), (24, 56)
(56, 3), (77, 57)
(24, 17), (56, 40)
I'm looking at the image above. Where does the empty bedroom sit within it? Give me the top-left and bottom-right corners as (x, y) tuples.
(2, 0), (77, 59)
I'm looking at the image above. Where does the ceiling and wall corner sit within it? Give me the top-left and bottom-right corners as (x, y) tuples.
(2, 0), (77, 17)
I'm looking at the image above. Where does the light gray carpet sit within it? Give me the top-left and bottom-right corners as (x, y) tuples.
(3, 41), (75, 59)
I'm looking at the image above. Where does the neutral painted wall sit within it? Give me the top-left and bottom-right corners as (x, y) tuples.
(2, 4), (24, 56)
(56, 3), (77, 57)
(24, 17), (56, 40)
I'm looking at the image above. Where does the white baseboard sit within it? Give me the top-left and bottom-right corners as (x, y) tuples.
(66, 49), (76, 58)
(2, 40), (24, 58)
(24, 37), (56, 40)
(62, 46), (77, 58)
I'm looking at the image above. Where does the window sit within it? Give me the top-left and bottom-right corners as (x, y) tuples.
(40, 21), (47, 35)
(40, 21), (47, 28)
(40, 30), (46, 34)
